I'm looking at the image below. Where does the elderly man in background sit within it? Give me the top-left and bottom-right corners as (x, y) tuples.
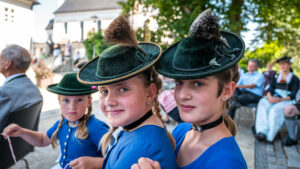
(0, 45), (42, 132)
(227, 59), (265, 119)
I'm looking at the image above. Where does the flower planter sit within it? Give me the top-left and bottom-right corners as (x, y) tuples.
(36, 76), (53, 88)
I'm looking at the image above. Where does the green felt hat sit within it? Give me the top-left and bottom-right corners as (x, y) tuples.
(155, 9), (245, 79)
(47, 73), (98, 96)
(78, 16), (162, 85)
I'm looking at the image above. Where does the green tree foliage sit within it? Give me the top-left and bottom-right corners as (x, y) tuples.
(241, 41), (300, 76)
(251, 0), (300, 44)
(83, 30), (110, 60)
(118, 0), (250, 43)
(118, 0), (299, 73)
(240, 41), (283, 70)
(250, 0), (300, 65)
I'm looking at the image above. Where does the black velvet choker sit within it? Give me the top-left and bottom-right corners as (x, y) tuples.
(123, 110), (153, 131)
(192, 115), (223, 132)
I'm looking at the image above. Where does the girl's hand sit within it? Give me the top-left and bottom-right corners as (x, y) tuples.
(283, 96), (291, 101)
(131, 158), (161, 169)
(2, 123), (23, 139)
(268, 95), (282, 103)
(69, 156), (103, 169)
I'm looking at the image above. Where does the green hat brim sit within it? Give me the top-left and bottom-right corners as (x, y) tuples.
(77, 42), (162, 85)
(155, 31), (245, 79)
(47, 84), (98, 96)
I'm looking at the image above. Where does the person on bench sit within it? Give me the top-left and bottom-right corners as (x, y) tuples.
(255, 56), (299, 142)
(227, 59), (265, 119)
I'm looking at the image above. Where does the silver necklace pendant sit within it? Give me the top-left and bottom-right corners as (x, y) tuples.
(192, 124), (203, 132)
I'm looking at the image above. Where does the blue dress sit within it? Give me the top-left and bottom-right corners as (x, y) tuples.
(102, 125), (177, 169)
(172, 123), (247, 169)
(47, 115), (109, 169)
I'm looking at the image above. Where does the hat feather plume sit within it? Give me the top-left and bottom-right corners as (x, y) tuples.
(189, 9), (220, 40)
(104, 15), (138, 47)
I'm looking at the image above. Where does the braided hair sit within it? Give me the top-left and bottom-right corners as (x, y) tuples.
(214, 64), (239, 136)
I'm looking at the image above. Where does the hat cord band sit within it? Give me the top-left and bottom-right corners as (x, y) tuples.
(56, 86), (91, 91)
(172, 46), (241, 72)
(136, 49), (155, 63)
(95, 64), (145, 79)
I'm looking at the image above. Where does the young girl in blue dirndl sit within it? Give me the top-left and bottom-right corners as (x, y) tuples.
(3, 73), (109, 169)
(77, 16), (177, 169)
(131, 9), (247, 169)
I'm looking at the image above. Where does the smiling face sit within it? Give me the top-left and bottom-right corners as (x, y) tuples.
(174, 76), (234, 125)
(98, 76), (155, 127)
(247, 61), (258, 73)
(278, 61), (291, 73)
(59, 95), (92, 122)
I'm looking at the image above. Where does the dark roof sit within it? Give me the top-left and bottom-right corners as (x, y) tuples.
(19, 0), (39, 5)
(15, 0), (39, 9)
(45, 19), (54, 30)
(54, 0), (123, 14)
(29, 0), (39, 4)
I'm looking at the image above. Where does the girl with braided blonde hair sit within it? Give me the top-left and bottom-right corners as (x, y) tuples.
(3, 73), (109, 169)
(77, 15), (177, 169)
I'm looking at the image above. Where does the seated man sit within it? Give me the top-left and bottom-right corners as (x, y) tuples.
(0, 45), (43, 132)
(227, 59), (265, 119)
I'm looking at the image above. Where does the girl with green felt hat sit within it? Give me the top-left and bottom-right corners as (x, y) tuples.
(3, 73), (109, 169)
(78, 16), (177, 169)
(131, 9), (247, 169)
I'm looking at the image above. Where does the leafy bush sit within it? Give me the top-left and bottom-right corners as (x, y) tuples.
(83, 30), (110, 60)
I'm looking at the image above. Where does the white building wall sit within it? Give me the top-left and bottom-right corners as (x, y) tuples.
(52, 9), (122, 43)
(0, 0), (34, 51)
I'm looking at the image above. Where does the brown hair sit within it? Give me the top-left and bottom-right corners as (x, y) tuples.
(51, 95), (93, 148)
(214, 64), (239, 136)
(100, 67), (176, 156)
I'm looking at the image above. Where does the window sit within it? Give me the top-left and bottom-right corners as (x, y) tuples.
(64, 22), (68, 34)
(4, 7), (14, 22)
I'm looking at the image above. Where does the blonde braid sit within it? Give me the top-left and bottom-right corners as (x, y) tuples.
(150, 69), (163, 120)
(100, 127), (118, 156)
(143, 67), (176, 149)
(76, 105), (92, 140)
(51, 115), (65, 148)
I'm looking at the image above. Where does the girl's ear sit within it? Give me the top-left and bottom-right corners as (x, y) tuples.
(221, 81), (236, 101)
(147, 83), (157, 104)
(88, 95), (93, 107)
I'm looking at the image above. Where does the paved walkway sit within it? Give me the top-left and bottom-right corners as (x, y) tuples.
(234, 107), (255, 169)
(255, 123), (300, 169)
(239, 107), (300, 169)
